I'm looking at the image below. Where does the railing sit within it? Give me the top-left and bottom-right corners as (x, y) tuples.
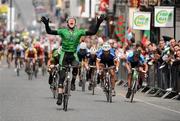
(117, 59), (180, 100)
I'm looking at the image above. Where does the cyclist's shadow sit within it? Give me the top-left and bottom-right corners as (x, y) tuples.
(56, 107), (76, 112)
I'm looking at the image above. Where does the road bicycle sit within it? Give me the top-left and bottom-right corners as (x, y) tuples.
(61, 65), (79, 111)
(80, 64), (87, 92)
(130, 68), (139, 103)
(50, 65), (59, 99)
(89, 65), (97, 95)
(102, 66), (115, 103)
(16, 57), (21, 76)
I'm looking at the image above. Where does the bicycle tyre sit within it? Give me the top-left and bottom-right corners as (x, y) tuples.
(63, 77), (70, 111)
(52, 81), (58, 99)
(92, 71), (96, 95)
(63, 95), (68, 111)
(17, 61), (20, 76)
(17, 68), (20, 76)
(42, 63), (46, 76)
(130, 80), (136, 103)
(82, 69), (86, 92)
(109, 79), (112, 103)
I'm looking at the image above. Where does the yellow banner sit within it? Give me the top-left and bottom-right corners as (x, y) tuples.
(0, 5), (8, 14)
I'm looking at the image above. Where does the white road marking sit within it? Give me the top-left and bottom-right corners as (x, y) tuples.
(118, 93), (180, 114)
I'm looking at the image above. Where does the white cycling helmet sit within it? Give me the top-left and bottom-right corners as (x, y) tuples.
(15, 38), (20, 43)
(3, 40), (8, 45)
(102, 43), (111, 51)
(15, 44), (21, 49)
(79, 42), (87, 49)
(90, 47), (97, 54)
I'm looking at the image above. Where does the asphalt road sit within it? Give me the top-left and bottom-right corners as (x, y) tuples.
(0, 61), (180, 121)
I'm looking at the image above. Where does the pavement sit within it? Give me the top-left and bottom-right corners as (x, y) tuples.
(0, 60), (180, 121)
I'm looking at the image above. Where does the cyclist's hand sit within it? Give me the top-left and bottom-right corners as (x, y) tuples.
(97, 14), (107, 24)
(86, 66), (90, 70)
(97, 69), (100, 74)
(41, 16), (49, 25)
(128, 69), (132, 74)
(115, 67), (119, 73)
(49, 64), (54, 68)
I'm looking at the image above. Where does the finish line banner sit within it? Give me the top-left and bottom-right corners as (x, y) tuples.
(133, 12), (151, 30)
(154, 6), (174, 27)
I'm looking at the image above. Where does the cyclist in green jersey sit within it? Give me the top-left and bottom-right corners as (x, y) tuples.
(41, 15), (106, 105)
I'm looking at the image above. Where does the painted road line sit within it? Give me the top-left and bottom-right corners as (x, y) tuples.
(118, 92), (180, 114)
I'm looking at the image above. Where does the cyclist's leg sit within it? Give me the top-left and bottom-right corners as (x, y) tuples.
(48, 73), (53, 87)
(71, 60), (79, 91)
(57, 53), (68, 105)
(126, 68), (132, 98)
(110, 68), (116, 96)
(14, 57), (17, 68)
(88, 68), (93, 90)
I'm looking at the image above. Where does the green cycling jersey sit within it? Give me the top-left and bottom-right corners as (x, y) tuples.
(57, 28), (86, 52)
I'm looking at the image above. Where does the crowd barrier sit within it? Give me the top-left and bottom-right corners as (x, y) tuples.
(117, 59), (180, 100)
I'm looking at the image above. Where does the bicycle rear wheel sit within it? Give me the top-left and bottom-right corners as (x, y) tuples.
(63, 77), (70, 111)
(130, 80), (136, 103)
(108, 80), (112, 103)
(63, 94), (69, 111)
(17, 68), (20, 76)
(42, 63), (46, 76)
(52, 80), (58, 99)
(92, 71), (97, 95)
(28, 65), (33, 80)
(82, 70), (86, 92)
(17, 61), (20, 76)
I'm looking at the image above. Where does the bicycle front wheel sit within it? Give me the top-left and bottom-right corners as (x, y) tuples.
(82, 70), (86, 92)
(63, 95), (69, 111)
(130, 80), (137, 103)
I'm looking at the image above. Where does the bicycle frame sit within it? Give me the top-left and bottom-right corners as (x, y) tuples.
(61, 65), (79, 111)
(80, 65), (87, 92)
(103, 66), (115, 103)
(130, 68), (139, 103)
(89, 65), (97, 95)
(16, 58), (21, 76)
(51, 65), (59, 99)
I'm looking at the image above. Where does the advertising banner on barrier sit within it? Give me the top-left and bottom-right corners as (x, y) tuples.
(133, 12), (151, 30)
(154, 6), (174, 27)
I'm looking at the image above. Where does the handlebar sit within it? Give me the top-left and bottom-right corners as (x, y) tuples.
(103, 66), (115, 71)
(89, 65), (96, 69)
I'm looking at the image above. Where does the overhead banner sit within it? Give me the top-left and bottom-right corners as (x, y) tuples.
(133, 12), (151, 30)
(154, 6), (174, 27)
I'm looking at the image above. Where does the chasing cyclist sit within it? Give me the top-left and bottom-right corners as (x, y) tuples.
(41, 14), (106, 105)
(48, 47), (60, 89)
(96, 43), (119, 96)
(77, 42), (89, 87)
(125, 49), (148, 98)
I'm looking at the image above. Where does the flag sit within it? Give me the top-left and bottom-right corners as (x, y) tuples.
(114, 16), (125, 42)
(141, 30), (150, 46)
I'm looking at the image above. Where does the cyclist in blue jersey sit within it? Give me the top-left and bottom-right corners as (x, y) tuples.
(96, 43), (119, 96)
(125, 50), (148, 98)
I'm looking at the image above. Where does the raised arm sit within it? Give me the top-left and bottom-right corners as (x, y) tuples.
(41, 16), (58, 35)
(85, 14), (106, 36)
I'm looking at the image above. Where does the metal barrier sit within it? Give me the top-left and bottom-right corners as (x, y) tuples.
(117, 59), (180, 100)
(117, 60), (128, 86)
(171, 60), (180, 93)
